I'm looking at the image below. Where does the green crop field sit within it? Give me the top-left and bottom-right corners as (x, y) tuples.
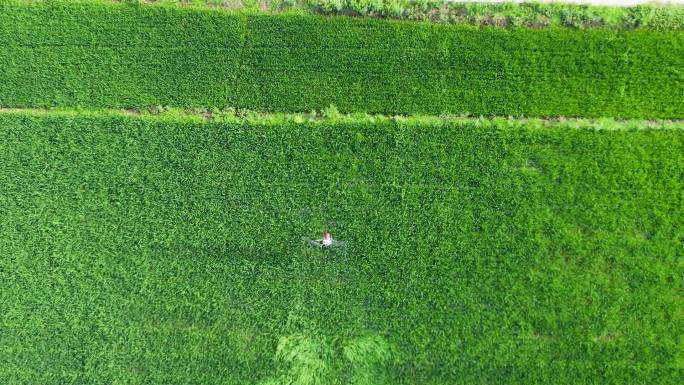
(1, 1), (683, 117)
(1, 110), (682, 384)
(1, 0), (683, 384)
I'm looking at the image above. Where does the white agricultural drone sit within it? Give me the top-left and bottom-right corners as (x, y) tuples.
(307, 232), (346, 248)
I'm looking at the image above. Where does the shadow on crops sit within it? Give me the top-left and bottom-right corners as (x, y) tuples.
(148, 241), (296, 268)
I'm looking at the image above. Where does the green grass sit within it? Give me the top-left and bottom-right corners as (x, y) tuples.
(1, 110), (682, 384)
(1, 1), (683, 117)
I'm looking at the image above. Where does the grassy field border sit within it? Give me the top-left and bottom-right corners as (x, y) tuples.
(20, 0), (684, 29)
(2, 107), (683, 130)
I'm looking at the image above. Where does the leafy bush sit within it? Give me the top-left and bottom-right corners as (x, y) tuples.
(322, 104), (341, 119)
(348, 0), (383, 14)
(313, 0), (344, 13)
(642, 5), (684, 29)
(380, 0), (402, 18)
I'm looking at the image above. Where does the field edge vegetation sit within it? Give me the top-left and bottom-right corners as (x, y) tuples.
(31, 0), (684, 30)
(1, 107), (684, 130)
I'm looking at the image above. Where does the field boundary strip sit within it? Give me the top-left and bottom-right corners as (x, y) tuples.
(1, 107), (683, 130)
(7, 0), (684, 30)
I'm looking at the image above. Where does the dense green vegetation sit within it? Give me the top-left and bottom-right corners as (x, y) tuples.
(1, 1), (682, 384)
(1, 1), (683, 117)
(1, 110), (682, 384)
(63, 0), (684, 30)
(301, 0), (684, 29)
